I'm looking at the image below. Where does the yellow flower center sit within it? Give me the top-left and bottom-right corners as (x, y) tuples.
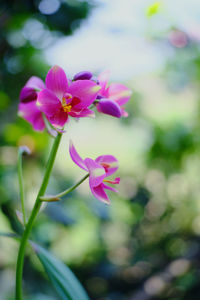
(62, 97), (72, 113)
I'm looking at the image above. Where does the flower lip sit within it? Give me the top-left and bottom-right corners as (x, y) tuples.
(73, 71), (93, 81)
(69, 142), (120, 204)
(100, 162), (110, 172)
(63, 92), (72, 102)
(103, 177), (120, 184)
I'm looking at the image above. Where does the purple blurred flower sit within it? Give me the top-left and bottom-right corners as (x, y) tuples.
(69, 141), (120, 204)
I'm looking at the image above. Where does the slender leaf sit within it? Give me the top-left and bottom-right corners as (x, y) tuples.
(0, 231), (20, 240)
(33, 243), (90, 300)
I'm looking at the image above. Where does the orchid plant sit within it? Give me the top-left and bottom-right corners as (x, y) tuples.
(14, 65), (132, 299)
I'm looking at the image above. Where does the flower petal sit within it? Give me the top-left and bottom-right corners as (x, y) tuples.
(37, 89), (61, 117)
(84, 158), (106, 187)
(67, 80), (101, 109)
(97, 98), (121, 118)
(48, 110), (69, 128)
(18, 102), (45, 131)
(98, 70), (110, 95)
(26, 76), (45, 90)
(102, 182), (118, 193)
(95, 155), (118, 177)
(90, 183), (110, 204)
(69, 142), (88, 171)
(107, 83), (132, 106)
(45, 65), (68, 100)
(69, 108), (95, 118)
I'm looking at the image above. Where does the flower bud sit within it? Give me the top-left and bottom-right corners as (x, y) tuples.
(20, 87), (37, 103)
(73, 71), (93, 81)
(19, 145), (31, 156)
(97, 98), (121, 118)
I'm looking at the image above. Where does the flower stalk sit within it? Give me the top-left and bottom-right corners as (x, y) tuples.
(40, 173), (89, 202)
(17, 151), (26, 226)
(17, 146), (31, 226)
(15, 133), (62, 300)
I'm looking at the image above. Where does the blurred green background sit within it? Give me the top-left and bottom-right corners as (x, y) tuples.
(1, 0), (200, 299)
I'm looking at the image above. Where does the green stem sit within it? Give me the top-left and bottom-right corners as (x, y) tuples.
(17, 150), (26, 226)
(15, 133), (62, 300)
(40, 173), (89, 201)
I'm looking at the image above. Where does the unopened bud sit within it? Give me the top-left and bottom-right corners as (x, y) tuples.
(73, 71), (93, 81)
(97, 98), (121, 118)
(19, 145), (31, 156)
(20, 87), (37, 103)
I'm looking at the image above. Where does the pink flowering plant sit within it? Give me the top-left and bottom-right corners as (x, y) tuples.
(12, 65), (132, 299)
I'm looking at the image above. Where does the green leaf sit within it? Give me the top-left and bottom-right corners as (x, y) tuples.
(0, 231), (20, 240)
(33, 243), (90, 300)
(146, 1), (161, 17)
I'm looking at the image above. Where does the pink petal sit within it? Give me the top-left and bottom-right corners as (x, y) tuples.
(120, 107), (129, 117)
(69, 108), (95, 118)
(45, 65), (68, 100)
(102, 182), (118, 193)
(69, 141), (88, 171)
(26, 76), (45, 90)
(18, 102), (45, 131)
(37, 89), (61, 117)
(90, 183), (110, 204)
(84, 158), (106, 187)
(107, 83), (132, 106)
(67, 80), (101, 109)
(98, 70), (110, 95)
(95, 155), (118, 177)
(97, 98), (121, 118)
(48, 110), (69, 128)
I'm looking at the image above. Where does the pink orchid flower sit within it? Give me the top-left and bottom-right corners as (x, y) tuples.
(96, 71), (132, 118)
(18, 76), (46, 131)
(69, 142), (120, 204)
(37, 66), (101, 128)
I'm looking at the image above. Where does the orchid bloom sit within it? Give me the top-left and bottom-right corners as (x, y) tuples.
(96, 71), (132, 118)
(18, 76), (46, 131)
(37, 66), (101, 128)
(69, 142), (120, 204)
